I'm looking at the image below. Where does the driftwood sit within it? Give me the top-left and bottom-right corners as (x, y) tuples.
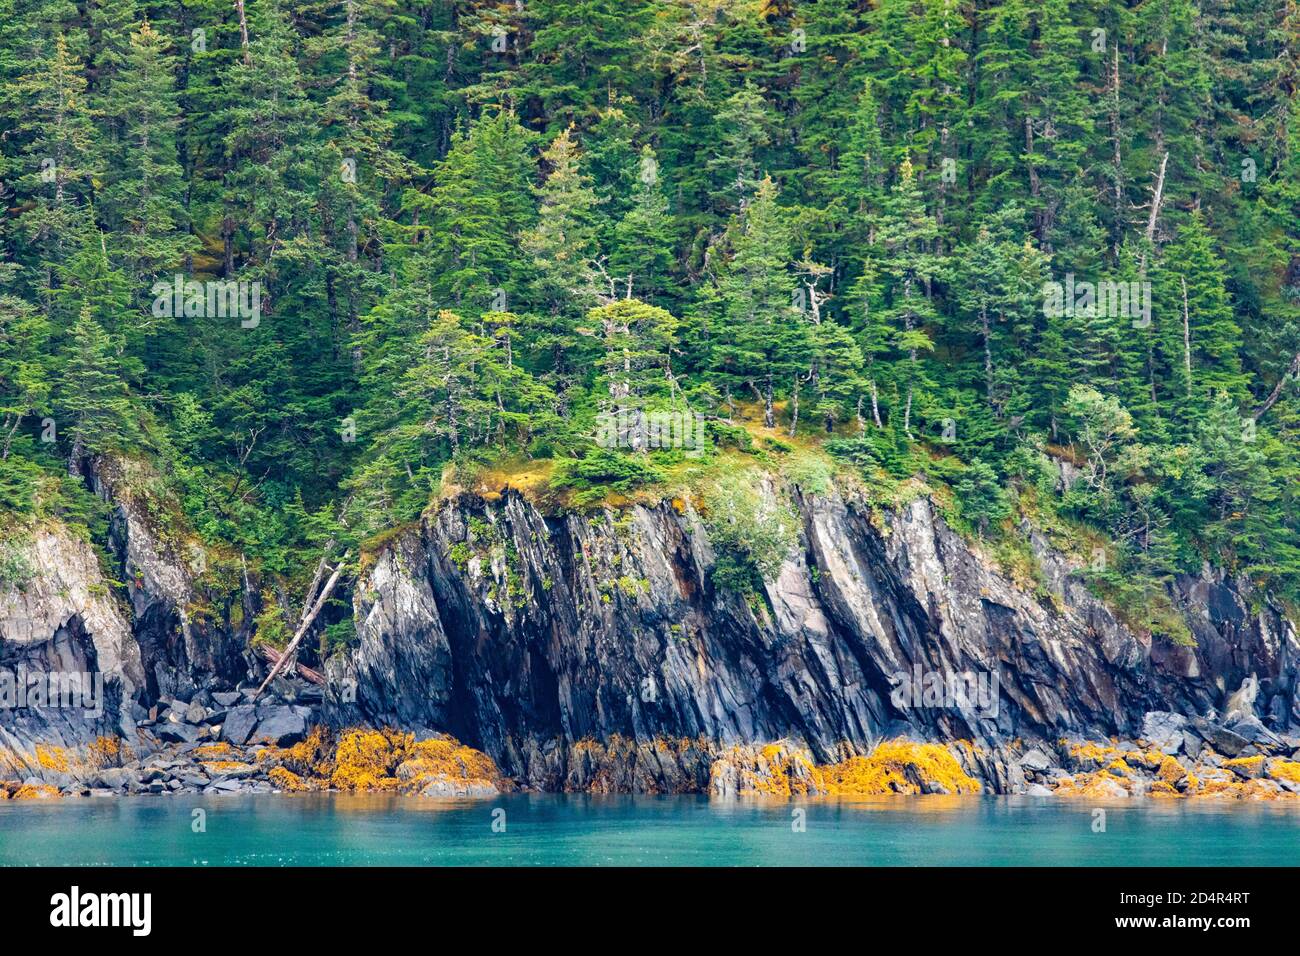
(257, 645), (325, 686)
(252, 551), (349, 701)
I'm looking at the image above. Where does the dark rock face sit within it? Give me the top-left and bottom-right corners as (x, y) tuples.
(97, 467), (250, 699)
(0, 527), (141, 762)
(5, 466), (1297, 795)
(330, 489), (1299, 793)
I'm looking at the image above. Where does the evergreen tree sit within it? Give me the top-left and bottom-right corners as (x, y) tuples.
(56, 306), (139, 466)
(1153, 213), (1248, 426)
(99, 19), (197, 290)
(875, 158), (942, 437)
(712, 177), (810, 430)
(609, 145), (676, 307)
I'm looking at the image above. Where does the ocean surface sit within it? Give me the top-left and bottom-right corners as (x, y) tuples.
(1, 793), (1298, 866)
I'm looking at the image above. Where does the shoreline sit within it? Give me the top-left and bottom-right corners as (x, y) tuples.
(6, 721), (1300, 803)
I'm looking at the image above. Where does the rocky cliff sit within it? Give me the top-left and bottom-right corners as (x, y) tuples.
(3, 469), (1297, 797)
(331, 486), (1300, 794)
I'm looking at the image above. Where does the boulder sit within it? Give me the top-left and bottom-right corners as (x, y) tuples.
(1019, 747), (1052, 773)
(156, 722), (199, 744)
(418, 778), (498, 797)
(251, 705), (310, 746)
(1141, 711), (1187, 754)
(219, 705), (258, 745)
(1227, 715), (1286, 753)
(1210, 728), (1251, 756)
(93, 768), (130, 791)
(1227, 758), (1267, 780)
(203, 779), (243, 794)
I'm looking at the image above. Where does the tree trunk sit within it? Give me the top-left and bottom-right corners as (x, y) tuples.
(234, 0), (252, 65)
(1181, 275), (1192, 397)
(1140, 152), (1170, 276)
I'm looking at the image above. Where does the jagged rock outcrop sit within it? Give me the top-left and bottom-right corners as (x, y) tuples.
(94, 459), (250, 699)
(1, 456), (257, 784)
(0, 526), (142, 763)
(332, 487), (1300, 793)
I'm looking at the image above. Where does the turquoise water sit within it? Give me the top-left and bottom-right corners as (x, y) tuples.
(1, 794), (1298, 866)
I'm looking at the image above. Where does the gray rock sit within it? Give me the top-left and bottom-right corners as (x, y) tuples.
(184, 701), (208, 724)
(1227, 758), (1266, 780)
(156, 722), (199, 744)
(1020, 747), (1052, 773)
(1227, 715), (1286, 753)
(219, 705), (258, 745)
(418, 778), (498, 797)
(1142, 711), (1187, 753)
(203, 761), (257, 780)
(1202, 724), (1251, 757)
(212, 691), (242, 707)
(251, 706), (309, 746)
(93, 768), (130, 790)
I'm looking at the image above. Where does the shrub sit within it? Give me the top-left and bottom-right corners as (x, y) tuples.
(551, 448), (664, 498)
(699, 473), (798, 595)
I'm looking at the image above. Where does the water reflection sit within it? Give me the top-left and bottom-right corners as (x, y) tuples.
(1, 794), (1298, 866)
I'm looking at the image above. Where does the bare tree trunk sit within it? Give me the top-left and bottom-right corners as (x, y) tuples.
(788, 376), (800, 437)
(1253, 351), (1300, 422)
(1109, 42), (1124, 259)
(1140, 152), (1170, 276)
(234, 0), (252, 65)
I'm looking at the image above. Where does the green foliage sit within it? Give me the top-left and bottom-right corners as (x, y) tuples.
(552, 447), (663, 505)
(699, 473), (798, 597)
(0, 0), (1297, 637)
(955, 459), (1012, 536)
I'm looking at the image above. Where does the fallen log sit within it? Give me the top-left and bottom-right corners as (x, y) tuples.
(252, 551), (349, 701)
(257, 645), (325, 686)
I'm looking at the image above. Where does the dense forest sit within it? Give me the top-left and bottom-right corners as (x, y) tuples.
(0, 0), (1297, 653)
